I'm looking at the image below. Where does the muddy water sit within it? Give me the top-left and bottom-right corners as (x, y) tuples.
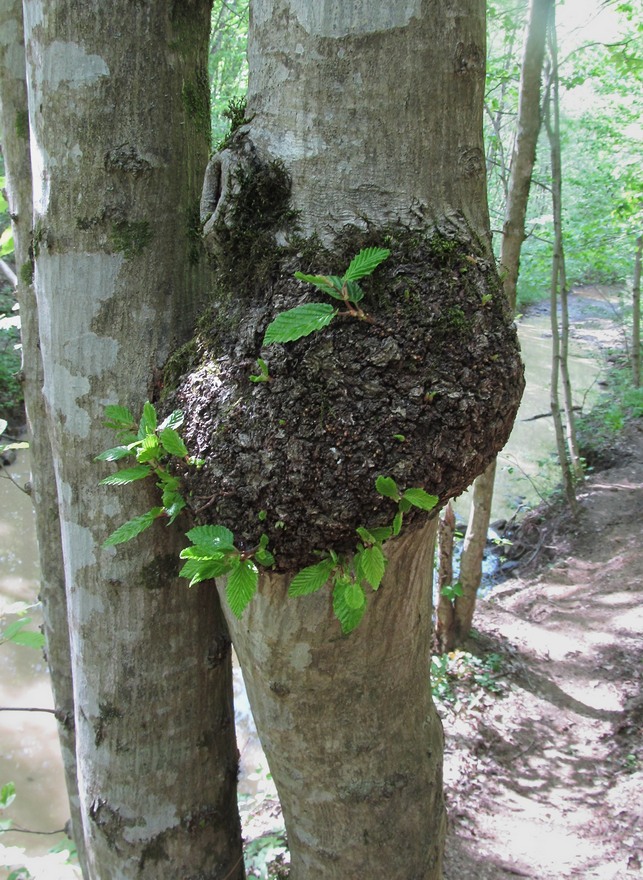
(0, 310), (602, 863)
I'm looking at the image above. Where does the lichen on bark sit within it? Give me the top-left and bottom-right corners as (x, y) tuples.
(161, 139), (524, 570)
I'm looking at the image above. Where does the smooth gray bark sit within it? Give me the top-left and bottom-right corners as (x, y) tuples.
(0, 1), (86, 871)
(22, 2), (244, 877)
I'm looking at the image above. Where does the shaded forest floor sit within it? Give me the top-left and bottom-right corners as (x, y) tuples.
(443, 417), (643, 879)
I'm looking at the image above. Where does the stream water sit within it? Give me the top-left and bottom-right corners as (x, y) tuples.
(0, 306), (606, 866)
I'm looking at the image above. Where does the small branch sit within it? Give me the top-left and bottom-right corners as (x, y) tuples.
(0, 258), (17, 287)
(0, 706), (57, 715)
(2, 825), (67, 836)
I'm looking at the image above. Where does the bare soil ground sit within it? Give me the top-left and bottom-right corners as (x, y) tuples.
(443, 417), (643, 879)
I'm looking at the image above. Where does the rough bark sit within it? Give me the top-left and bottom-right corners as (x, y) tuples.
(0, 2), (86, 871)
(22, 2), (244, 878)
(222, 521), (445, 880)
(167, 4), (524, 880)
(456, 0), (552, 639)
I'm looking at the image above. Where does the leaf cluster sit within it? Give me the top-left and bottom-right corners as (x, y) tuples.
(179, 524), (274, 617)
(97, 402), (202, 547)
(262, 247), (390, 345)
(288, 476), (438, 634)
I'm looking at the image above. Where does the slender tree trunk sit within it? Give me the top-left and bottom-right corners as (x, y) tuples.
(22, 3), (244, 878)
(0, 2), (86, 871)
(545, 18), (582, 480)
(435, 503), (457, 653)
(453, 457), (497, 645)
(633, 234), (642, 388)
(455, 0), (552, 644)
(544, 10), (577, 512)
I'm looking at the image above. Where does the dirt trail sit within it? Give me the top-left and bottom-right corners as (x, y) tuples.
(443, 419), (643, 879)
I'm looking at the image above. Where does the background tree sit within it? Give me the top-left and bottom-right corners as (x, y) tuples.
(20, 2), (244, 877)
(438, 0), (553, 652)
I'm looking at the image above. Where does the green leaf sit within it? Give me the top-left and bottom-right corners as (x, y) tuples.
(186, 524), (235, 552)
(356, 545), (386, 590)
(263, 303), (336, 345)
(399, 497), (412, 513)
(104, 405), (135, 430)
(254, 548), (275, 567)
(136, 434), (161, 463)
(138, 401), (157, 438)
(333, 579), (366, 634)
(344, 580), (366, 610)
(226, 559), (259, 617)
(99, 465), (153, 486)
(158, 409), (184, 431)
(1, 618), (31, 644)
(0, 781), (16, 810)
(164, 495), (186, 524)
(375, 475), (400, 501)
(392, 510), (403, 536)
(95, 445), (133, 462)
(10, 630), (45, 649)
(103, 507), (164, 547)
(342, 247), (391, 283)
(289, 558), (336, 597)
(179, 556), (233, 586)
(343, 280), (364, 303)
(402, 488), (439, 511)
(0, 225), (14, 256)
(159, 427), (188, 458)
(368, 526), (394, 542)
(180, 545), (228, 561)
(356, 526), (377, 545)
(294, 272), (343, 298)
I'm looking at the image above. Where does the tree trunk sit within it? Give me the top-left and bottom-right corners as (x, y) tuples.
(453, 457), (497, 645)
(0, 2), (87, 871)
(22, 3), (244, 877)
(632, 234), (641, 388)
(169, 3), (523, 879)
(435, 503), (457, 653)
(223, 522), (444, 879)
(544, 11), (578, 513)
(456, 0), (552, 640)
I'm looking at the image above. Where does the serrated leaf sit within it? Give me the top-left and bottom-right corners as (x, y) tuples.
(158, 409), (185, 431)
(392, 510), (403, 536)
(254, 548), (275, 567)
(294, 272), (343, 298)
(164, 496), (186, 524)
(226, 559), (259, 617)
(99, 465), (153, 486)
(403, 488), (439, 511)
(185, 524), (235, 552)
(104, 405), (135, 429)
(263, 303), (336, 345)
(333, 579), (366, 634)
(399, 497), (412, 513)
(0, 781), (16, 810)
(180, 545), (227, 561)
(179, 556), (233, 586)
(289, 558), (335, 597)
(356, 545), (386, 590)
(342, 247), (391, 283)
(356, 526), (376, 545)
(103, 507), (164, 547)
(344, 580), (366, 610)
(95, 445), (133, 462)
(136, 434), (161, 463)
(375, 475), (400, 500)
(159, 427), (188, 458)
(368, 526), (394, 542)
(344, 280), (364, 303)
(10, 630), (45, 649)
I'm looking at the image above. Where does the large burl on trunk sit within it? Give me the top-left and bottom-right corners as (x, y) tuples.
(165, 150), (524, 567)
